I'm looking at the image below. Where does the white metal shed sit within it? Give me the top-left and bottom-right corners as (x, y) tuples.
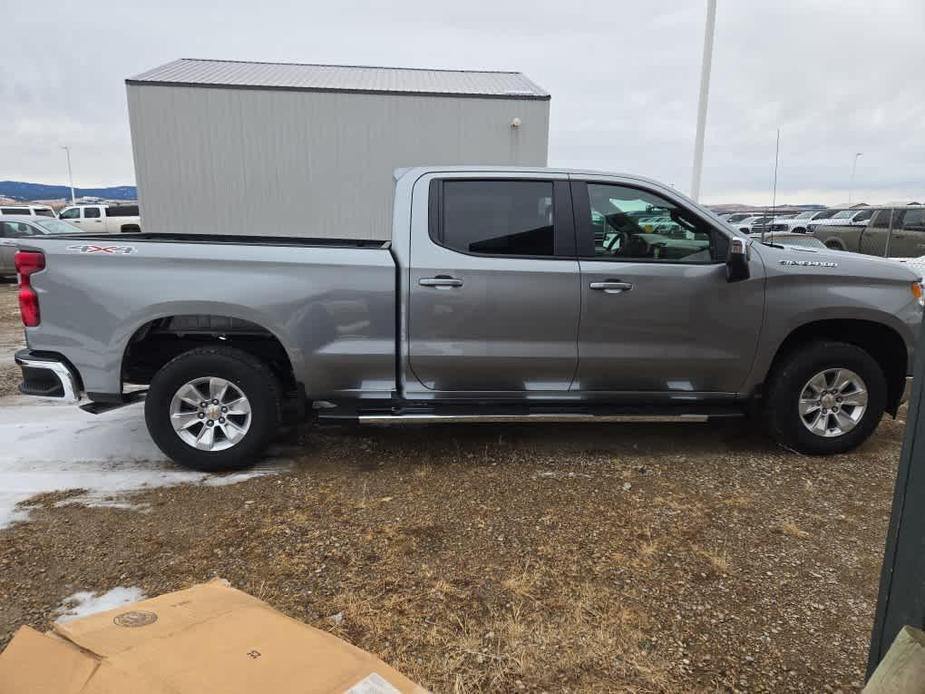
(126, 58), (551, 240)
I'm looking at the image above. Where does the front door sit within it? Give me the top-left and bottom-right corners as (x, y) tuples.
(887, 208), (925, 258)
(407, 176), (580, 394)
(859, 209), (893, 257)
(571, 178), (765, 395)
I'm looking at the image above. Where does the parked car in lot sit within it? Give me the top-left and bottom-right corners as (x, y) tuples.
(0, 215), (81, 278)
(12, 167), (922, 470)
(747, 231), (827, 249)
(719, 212), (761, 223)
(808, 207), (875, 232)
(815, 206), (925, 257)
(0, 205), (56, 217)
(767, 209), (844, 234)
(57, 204), (141, 233)
(734, 215), (778, 234)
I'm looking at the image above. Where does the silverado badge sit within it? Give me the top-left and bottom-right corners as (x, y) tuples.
(779, 259), (837, 268)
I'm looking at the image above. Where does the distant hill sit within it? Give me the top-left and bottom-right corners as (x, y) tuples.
(0, 181), (137, 201)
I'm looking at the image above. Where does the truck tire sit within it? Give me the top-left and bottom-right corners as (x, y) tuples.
(765, 341), (886, 455)
(792, 227), (806, 234)
(825, 239), (846, 251)
(144, 346), (281, 471)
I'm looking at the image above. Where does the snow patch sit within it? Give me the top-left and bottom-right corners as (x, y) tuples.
(0, 398), (287, 529)
(55, 586), (146, 623)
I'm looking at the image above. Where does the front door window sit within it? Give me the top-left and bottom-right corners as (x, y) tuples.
(585, 183), (723, 263)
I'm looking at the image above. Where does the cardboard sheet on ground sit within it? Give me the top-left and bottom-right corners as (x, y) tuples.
(0, 579), (426, 694)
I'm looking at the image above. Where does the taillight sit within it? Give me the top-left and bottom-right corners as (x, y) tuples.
(15, 250), (45, 327)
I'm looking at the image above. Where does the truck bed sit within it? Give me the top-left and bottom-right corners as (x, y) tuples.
(17, 233), (397, 399)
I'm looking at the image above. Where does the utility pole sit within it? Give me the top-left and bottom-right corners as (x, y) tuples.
(62, 146), (76, 204)
(690, 0), (717, 202)
(848, 152), (862, 206)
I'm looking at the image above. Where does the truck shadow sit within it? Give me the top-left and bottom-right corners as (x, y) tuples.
(279, 411), (906, 473)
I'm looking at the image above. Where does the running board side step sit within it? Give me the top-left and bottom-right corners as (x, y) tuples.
(357, 413), (719, 424)
(317, 402), (746, 425)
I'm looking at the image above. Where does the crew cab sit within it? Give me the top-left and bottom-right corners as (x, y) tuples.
(13, 167), (922, 471)
(815, 206), (925, 258)
(57, 204), (141, 233)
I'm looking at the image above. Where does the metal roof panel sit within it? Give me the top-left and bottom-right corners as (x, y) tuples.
(128, 58), (549, 99)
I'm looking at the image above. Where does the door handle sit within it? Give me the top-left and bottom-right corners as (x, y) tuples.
(590, 281), (633, 293)
(419, 276), (463, 288)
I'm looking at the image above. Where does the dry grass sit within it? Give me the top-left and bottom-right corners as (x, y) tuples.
(0, 323), (906, 691)
(777, 520), (811, 539)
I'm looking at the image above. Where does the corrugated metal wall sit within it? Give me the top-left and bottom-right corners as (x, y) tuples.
(127, 85), (549, 240)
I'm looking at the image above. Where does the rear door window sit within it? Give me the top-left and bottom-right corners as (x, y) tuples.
(900, 208), (925, 231)
(84, 207), (101, 218)
(434, 180), (555, 257)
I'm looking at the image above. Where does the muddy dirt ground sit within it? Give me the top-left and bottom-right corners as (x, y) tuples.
(0, 282), (902, 692)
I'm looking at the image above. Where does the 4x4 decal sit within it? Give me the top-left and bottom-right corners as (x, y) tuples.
(67, 244), (137, 255)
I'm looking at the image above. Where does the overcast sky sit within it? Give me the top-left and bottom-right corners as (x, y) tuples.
(2, 0), (922, 204)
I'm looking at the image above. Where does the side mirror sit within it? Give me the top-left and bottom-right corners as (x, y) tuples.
(726, 237), (750, 282)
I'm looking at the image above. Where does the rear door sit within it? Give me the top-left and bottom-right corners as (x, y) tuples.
(405, 173), (580, 394)
(571, 177), (765, 395)
(81, 206), (106, 231)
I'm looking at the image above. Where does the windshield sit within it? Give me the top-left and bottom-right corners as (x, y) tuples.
(793, 211), (816, 219)
(34, 219), (81, 234)
(832, 209), (857, 219)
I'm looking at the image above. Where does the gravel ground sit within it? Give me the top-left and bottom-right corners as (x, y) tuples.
(0, 282), (902, 692)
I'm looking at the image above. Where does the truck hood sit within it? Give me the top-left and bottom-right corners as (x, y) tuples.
(754, 239), (921, 282)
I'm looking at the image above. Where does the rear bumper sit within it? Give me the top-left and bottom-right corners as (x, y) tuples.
(14, 349), (82, 403)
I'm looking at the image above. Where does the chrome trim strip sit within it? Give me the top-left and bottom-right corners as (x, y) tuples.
(16, 357), (81, 403)
(359, 413), (711, 424)
(901, 376), (913, 405)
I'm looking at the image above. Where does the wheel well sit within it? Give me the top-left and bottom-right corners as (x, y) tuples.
(767, 319), (907, 414)
(122, 315), (297, 391)
(120, 223), (141, 233)
(824, 239), (845, 250)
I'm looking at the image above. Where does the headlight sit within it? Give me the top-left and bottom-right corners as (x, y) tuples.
(912, 280), (924, 307)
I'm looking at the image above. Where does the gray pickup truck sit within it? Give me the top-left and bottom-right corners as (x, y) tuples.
(814, 206), (925, 258)
(12, 167), (923, 470)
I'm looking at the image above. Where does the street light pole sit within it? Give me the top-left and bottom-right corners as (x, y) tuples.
(62, 146), (75, 205)
(848, 152), (862, 206)
(690, 0), (717, 202)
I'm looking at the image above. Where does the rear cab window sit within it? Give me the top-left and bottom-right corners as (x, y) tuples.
(429, 179), (572, 257)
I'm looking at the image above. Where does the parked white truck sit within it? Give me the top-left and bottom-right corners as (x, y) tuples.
(57, 204), (141, 233)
